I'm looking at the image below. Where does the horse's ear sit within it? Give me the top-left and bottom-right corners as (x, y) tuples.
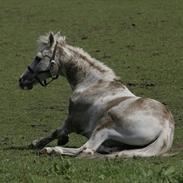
(55, 32), (61, 37)
(49, 32), (54, 47)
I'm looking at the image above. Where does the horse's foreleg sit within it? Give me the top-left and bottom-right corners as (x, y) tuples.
(57, 130), (69, 146)
(29, 122), (69, 149)
(39, 115), (116, 156)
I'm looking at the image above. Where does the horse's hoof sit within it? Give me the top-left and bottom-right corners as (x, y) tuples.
(82, 148), (95, 155)
(28, 140), (43, 149)
(39, 147), (53, 155)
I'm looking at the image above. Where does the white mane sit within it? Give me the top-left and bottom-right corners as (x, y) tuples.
(66, 45), (116, 73)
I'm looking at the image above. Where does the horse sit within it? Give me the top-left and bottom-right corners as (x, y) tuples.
(19, 32), (174, 158)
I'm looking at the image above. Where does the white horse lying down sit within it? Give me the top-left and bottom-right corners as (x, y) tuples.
(19, 32), (174, 158)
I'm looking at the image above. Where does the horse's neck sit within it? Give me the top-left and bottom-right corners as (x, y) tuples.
(61, 45), (117, 91)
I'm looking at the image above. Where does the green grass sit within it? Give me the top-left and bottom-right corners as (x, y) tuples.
(0, 0), (183, 182)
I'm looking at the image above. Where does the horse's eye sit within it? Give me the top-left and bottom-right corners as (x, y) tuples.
(35, 56), (42, 62)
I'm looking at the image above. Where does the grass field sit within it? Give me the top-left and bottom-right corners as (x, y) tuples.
(0, 0), (183, 182)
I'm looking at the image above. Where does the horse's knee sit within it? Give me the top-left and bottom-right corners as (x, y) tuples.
(57, 135), (69, 145)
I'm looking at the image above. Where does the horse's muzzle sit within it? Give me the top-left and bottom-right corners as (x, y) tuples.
(19, 78), (33, 90)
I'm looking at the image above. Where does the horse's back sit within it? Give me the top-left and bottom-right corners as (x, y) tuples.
(108, 97), (173, 124)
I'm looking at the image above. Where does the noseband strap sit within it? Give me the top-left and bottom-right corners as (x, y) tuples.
(27, 42), (59, 87)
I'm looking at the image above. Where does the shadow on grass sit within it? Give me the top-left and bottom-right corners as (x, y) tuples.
(2, 145), (31, 151)
(2, 144), (79, 151)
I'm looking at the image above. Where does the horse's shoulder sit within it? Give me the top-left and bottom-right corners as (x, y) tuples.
(68, 94), (93, 113)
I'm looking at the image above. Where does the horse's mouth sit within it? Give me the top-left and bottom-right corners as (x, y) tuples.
(19, 81), (33, 90)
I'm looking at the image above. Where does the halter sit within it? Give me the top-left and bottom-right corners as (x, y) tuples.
(27, 42), (59, 87)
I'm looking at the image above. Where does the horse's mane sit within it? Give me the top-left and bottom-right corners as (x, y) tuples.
(66, 45), (116, 74)
(38, 33), (118, 80)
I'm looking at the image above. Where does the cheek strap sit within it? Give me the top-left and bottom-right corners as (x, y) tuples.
(50, 60), (59, 79)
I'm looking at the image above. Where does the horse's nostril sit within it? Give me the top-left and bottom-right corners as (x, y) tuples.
(19, 77), (25, 84)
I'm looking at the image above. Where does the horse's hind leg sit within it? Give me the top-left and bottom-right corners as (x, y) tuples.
(40, 146), (83, 156)
(105, 119), (174, 158)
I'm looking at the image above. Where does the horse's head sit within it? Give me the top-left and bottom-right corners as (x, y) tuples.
(19, 32), (62, 90)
